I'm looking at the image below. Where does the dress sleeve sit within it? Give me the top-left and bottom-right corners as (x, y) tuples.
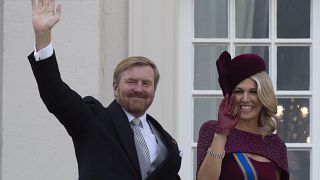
(196, 120), (217, 172)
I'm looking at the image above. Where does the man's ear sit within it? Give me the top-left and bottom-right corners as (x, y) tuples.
(113, 82), (118, 95)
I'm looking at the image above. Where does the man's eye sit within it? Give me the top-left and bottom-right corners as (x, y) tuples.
(126, 81), (135, 84)
(143, 82), (152, 86)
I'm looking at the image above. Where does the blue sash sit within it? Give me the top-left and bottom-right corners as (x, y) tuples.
(232, 152), (258, 180)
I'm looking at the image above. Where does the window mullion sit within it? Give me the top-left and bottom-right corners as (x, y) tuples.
(229, 0), (235, 54)
(270, 0), (277, 90)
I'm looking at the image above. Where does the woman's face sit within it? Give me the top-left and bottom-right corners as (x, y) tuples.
(232, 78), (263, 122)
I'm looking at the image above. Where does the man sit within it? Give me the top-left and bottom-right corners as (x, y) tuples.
(28, 0), (181, 179)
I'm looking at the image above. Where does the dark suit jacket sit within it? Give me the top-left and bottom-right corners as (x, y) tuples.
(28, 52), (181, 180)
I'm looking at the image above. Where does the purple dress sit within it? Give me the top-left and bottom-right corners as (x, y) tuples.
(197, 120), (289, 180)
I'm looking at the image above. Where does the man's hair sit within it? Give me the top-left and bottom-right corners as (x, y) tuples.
(251, 72), (279, 135)
(113, 56), (160, 88)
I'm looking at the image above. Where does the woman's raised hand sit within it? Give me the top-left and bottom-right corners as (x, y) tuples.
(216, 95), (241, 135)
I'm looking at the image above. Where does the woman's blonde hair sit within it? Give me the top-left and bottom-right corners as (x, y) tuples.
(251, 72), (279, 135)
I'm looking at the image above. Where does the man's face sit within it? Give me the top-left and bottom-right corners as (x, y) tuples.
(113, 65), (156, 117)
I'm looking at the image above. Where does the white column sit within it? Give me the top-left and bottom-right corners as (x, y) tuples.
(128, 0), (177, 135)
(176, 0), (194, 179)
(311, 0), (320, 179)
(0, 0), (4, 177)
(99, 0), (129, 106)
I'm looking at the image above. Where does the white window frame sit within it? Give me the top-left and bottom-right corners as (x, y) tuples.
(177, 0), (320, 179)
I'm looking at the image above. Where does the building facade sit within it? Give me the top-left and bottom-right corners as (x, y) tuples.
(1, 0), (319, 179)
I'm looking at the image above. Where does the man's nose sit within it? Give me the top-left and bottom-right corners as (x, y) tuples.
(134, 82), (143, 92)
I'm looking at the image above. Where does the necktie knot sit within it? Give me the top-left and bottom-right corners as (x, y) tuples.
(131, 118), (143, 128)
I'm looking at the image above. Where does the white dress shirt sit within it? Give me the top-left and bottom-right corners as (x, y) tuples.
(123, 110), (159, 164)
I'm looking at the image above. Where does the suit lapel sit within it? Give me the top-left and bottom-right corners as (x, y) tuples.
(106, 100), (141, 175)
(148, 122), (168, 172)
(146, 115), (180, 177)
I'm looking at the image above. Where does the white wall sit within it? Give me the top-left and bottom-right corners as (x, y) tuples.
(2, 0), (99, 179)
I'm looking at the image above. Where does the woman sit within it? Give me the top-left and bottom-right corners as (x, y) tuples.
(197, 51), (289, 180)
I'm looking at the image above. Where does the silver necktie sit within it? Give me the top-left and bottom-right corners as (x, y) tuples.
(131, 118), (151, 167)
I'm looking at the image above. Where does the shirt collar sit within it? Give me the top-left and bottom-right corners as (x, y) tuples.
(122, 108), (147, 128)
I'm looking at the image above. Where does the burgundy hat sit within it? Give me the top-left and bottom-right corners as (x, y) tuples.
(216, 51), (266, 96)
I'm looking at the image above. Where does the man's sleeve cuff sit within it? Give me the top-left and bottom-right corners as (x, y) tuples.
(33, 42), (54, 61)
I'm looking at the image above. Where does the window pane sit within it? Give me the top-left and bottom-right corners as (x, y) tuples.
(235, 46), (269, 73)
(193, 97), (222, 142)
(288, 151), (310, 180)
(194, 45), (227, 90)
(194, 0), (228, 38)
(277, 46), (310, 90)
(277, 0), (310, 38)
(236, 0), (269, 38)
(277, 98), (310, 143)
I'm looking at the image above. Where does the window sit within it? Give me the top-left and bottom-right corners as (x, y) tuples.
(177, 0), (320, 179)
